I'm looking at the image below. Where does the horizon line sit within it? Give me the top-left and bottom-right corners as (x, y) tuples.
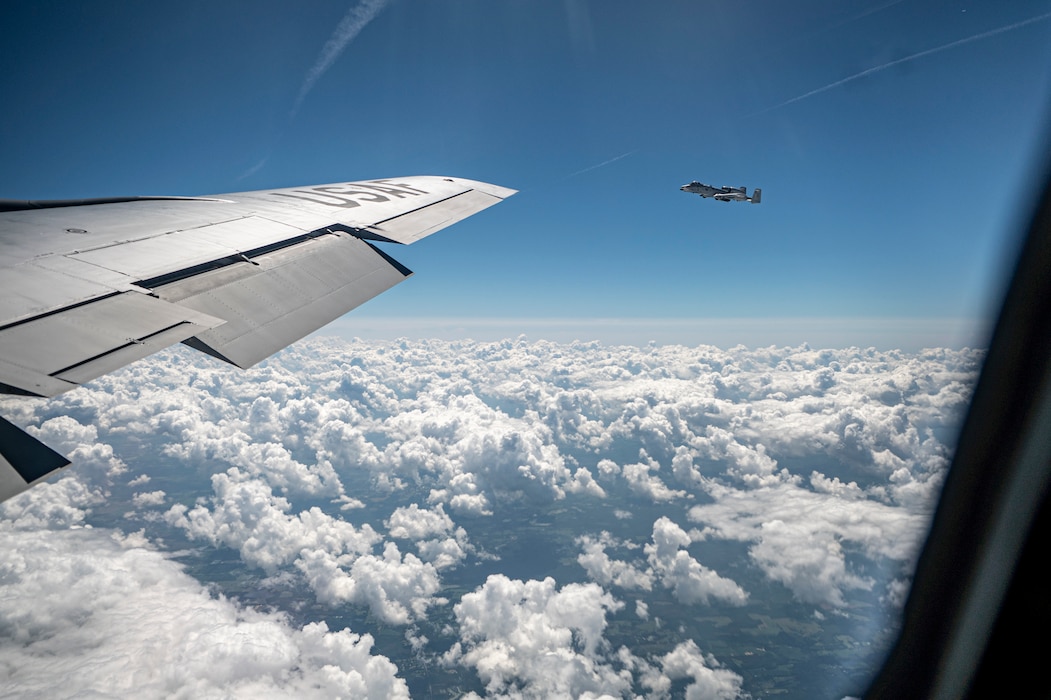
(317, 315), (989, 352)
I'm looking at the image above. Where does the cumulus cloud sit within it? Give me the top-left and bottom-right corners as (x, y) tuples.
(645, 517), (748, 606)
(27, 416), (127, 487)
(387, 503), (455, 540)
(688, 475), (926, 607)
(163, 470), (449, 624)
(1, 336), (979, 695)
(165, 469), (378, 573)
(639, 639), (745, 699)
(37, 337), (971, 534)
(447, 574), (744, 699)
(384, 391), (590, 511)
(575, 520), (747, 608)
(296, 543), (442, 624)
(622, 450), (689, 501)
(447, 575), (632, 698)
(0, 525), (408, 698)
(132, 489), (166, 507)
(385, 503), (472, 568)
(0, 475), (101, 531)
(577, 533), (655, 591)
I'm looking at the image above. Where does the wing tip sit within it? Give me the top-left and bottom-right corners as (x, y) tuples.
(424, 176), (517, 200)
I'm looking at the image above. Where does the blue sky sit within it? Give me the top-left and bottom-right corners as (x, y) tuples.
(3, 0), (1050, 348)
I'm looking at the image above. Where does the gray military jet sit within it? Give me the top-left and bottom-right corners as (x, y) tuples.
(680, 181), (761, 203)
(0, 176), (514, 502)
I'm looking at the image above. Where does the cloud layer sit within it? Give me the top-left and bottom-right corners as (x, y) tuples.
(0, 336), (979, 696)
(0, 525), (407, 698)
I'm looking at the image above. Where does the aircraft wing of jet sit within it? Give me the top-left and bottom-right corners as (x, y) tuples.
(0, 175), (515, 502)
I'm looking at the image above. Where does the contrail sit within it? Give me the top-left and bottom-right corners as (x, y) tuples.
(752, 11), (1051, 116)
(235, 155), (269, 182)
(766, 0), (907, 56)
(565, 150), (637, 179)
(833, 0), (908, 27)
(291, 0), (393, 118)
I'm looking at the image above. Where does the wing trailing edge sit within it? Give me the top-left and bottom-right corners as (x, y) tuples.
(0, 175), (512, 502)
(0, 416), (71, 503)
(367, 188), (506, 244)
(0, 291), (225, 397)
(0, 175), (515, 502)
(152, 229), (412, 369)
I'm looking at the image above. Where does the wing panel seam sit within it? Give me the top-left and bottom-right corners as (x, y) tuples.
(136, 228), (341, 289)
(46, 321), (196, 377)
(368, 190), (475, 228)
(0, 291), (123, 333)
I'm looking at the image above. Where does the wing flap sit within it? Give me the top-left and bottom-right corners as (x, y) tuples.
(0, 358), (73, 398)
(0, 175), (516, 502)
(52, 321), (216, 385)
(151, 231), (410, 369)
(0, 292), (224, 396)
(0, 415), (72, 503)
(0, 262), (122, 327)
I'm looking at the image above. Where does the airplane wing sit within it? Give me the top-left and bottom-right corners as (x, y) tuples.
(0, 175), (515, 501)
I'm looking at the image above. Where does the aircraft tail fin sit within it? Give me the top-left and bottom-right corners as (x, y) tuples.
(751, 188), (762, 204)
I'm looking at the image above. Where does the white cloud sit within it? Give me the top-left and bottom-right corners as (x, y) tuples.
(688, 476), (926, 607)
(577, 533), (655, 591)
(132, 489), (166, 507)
(640, 640), (745, 700)
(55, 337), (971, 531)
(447, 575), (632, 698)
(415, 534), (469, 569)
(14, 339), (976, 616)
(576, 519), (747, 608)
(385, 392), (584, 508)
(0, 525), (408, 698)
(645, 517), (748, 607)
(164, 469), (450, 624)
(623, 451), (689, 502)
(165, 469), (378, 573)
(28, 416), (127, 486)
(447, 572), (744, 698)
(385, 503), (471, 568)
(297, 542), (443, 624)
(386, 502), (454, 540)
(0, 475), (100, 530)
(1, 336), (979, 695)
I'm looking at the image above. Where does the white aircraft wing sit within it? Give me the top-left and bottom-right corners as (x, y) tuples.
(0, 175), (514, 501)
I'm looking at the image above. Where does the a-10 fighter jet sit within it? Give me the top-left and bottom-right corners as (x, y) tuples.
(680, 181), (761, 203)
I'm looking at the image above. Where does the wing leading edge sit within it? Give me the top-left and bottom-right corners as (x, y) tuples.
(0, 175), (515, 501)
